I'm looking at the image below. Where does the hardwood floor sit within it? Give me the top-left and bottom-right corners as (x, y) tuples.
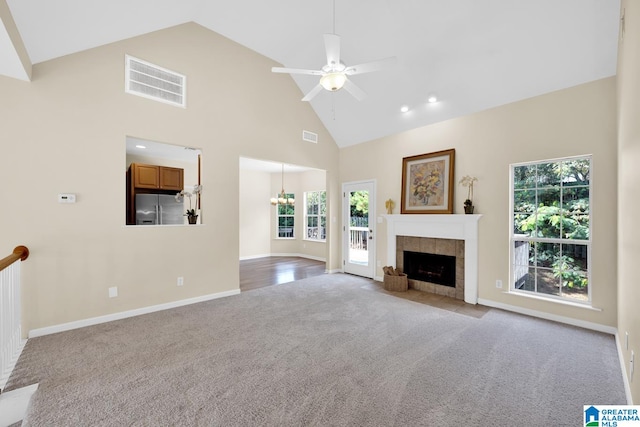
(239, 256), (326, 292)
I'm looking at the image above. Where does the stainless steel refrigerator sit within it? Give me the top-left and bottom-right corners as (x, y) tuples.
(135, 194), (184, 225)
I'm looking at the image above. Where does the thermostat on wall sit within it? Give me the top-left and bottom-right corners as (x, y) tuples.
(58, 193), (76, 203)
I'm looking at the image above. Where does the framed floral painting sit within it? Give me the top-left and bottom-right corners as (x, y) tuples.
(401, 149), (455, 214)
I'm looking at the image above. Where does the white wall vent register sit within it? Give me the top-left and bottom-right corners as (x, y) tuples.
(125, 55), (186, 108)
(302, 130), (318, 144)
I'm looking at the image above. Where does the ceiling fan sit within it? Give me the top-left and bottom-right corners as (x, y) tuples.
(271, 1), (396, 102)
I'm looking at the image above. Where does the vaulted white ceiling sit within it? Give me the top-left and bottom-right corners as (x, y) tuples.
(1, 0), (621, 147)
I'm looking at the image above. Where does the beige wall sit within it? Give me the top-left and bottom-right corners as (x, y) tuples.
(239, 169), (271, 259)
(340, 77), (618, 327)
(617, 0), (639, 403)
(0, 22), (340, 332)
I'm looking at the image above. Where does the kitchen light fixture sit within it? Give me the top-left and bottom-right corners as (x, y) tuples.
(400, 105), (410, 113)
(270, 164), (295, 206)
(427, 94), (438, 103)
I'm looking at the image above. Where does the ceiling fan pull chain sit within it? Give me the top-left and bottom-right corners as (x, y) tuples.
(332, 0), (336, 34)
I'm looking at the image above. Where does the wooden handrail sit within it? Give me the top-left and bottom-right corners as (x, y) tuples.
(0, 246), (29, 272)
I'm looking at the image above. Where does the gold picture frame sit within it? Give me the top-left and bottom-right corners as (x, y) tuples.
(401, 149), (455, 214)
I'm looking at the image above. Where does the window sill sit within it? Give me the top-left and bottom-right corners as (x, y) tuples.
(275, 237), (296, 240)
(506, 289), (601, 311)
(303, 239), (326, 243)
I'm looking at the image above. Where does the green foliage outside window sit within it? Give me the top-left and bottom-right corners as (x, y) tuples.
(512, 158), (590, 300)
(277, 193), (295, 238)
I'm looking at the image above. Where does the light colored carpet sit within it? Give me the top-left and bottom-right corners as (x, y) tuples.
(6, 273), (626, 426)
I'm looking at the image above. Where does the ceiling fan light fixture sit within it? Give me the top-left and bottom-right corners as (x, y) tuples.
(320, 72), (347, 91)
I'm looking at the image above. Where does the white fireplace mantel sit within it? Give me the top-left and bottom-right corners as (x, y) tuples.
(382, 214), (482, 304)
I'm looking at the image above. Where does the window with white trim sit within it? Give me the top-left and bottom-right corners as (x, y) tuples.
(276, 193), (295, 238)
(305, 191), (326, 241)
(511, 156), (591, 303)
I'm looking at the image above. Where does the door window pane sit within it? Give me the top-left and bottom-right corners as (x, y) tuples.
(349, 190), (369, 265)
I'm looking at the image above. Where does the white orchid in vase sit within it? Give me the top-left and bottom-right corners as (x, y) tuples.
(459, 175), (478, 213)
(175, 185), (202, 222)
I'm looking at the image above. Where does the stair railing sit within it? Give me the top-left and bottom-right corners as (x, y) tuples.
(0, 246), (29, 392)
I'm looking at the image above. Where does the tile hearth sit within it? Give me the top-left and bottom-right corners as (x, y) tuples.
(363, 281), (489, 319)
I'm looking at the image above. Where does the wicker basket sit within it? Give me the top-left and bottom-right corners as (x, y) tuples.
(383, 273), (408, 292)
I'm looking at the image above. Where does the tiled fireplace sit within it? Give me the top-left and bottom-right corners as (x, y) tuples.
(383, 214), (482, 304)
(396, 236), (465, 300)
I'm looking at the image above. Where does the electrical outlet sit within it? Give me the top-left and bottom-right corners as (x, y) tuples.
(495, 280), (503, 289)
(108, 287), (118, 298)
(177, 277), (184, 286)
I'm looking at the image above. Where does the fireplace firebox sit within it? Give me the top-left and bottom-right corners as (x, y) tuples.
(403, 251), (456, 288)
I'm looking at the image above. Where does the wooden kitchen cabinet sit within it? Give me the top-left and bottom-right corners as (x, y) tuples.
(159, 166), (183, 191)
(133, 164), (160, 189)
(130, 163), (183, 191)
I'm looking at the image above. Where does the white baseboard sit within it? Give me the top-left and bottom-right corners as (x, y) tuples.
(615, 332), (635, 404)
(241, 253), (327, 263)
(374, 275), (383, 282)
(0, 383), (38, 426)
(269, 253), (326, 262)
(477, 298), (617, 335)
(239, 254), (271, 261)
(326, 269), (343, 274)
(29, 289), (240, 338)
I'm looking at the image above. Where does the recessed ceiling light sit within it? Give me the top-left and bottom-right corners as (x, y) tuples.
(400, 105), (410, 113)
(135, 145), (146, 149)
(427, 95), (438, 103)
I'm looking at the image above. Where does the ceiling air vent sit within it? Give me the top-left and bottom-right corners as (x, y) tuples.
(125, 55), (186, 108)
(302, 130), (318, 144)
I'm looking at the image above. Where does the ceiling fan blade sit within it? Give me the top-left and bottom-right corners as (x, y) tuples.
(324, 34), (341, 68)
(272, 67), (323, 76)
(344, 56), (397, 75)
(342, 79), (366, 101)
(302, 84), (324, 101)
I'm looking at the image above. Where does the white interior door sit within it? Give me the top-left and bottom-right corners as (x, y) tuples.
(343, 181), (375, 278)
